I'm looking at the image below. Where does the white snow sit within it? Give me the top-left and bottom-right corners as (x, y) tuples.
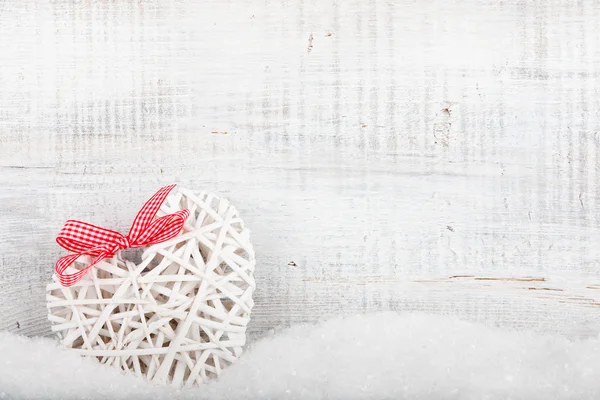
(1, 312), (599, 399)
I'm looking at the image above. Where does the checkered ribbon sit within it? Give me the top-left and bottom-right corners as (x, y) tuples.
(55, 184), (190, 287)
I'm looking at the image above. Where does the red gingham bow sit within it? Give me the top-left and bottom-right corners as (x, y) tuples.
(55, 184), (189, 287)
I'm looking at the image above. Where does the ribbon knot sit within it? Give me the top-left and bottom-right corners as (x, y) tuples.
(55, 184), (190, 287)
(117, 235), (131, 250)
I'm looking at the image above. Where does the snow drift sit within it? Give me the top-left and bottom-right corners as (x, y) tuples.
(1, 312), (599, 399)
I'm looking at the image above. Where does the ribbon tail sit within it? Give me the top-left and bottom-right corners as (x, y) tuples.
(55, 252), (110, 287)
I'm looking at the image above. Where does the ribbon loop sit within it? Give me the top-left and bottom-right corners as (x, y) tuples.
(56, 220), (125, 255)
(54, 184), (189, 287)
(133, 210), (190, 245)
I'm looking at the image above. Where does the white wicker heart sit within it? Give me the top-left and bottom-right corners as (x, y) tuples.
(46, 187), (256, 387)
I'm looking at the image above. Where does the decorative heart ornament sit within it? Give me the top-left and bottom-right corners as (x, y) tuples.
(46, 186), (256, 387)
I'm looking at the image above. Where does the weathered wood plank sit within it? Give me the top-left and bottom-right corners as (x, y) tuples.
(1, 0), (599, 338)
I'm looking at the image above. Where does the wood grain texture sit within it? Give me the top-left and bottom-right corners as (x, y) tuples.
(1, 0), (600, 339)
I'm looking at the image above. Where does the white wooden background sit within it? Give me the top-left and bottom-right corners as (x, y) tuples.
(1, 0), (600, 339)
